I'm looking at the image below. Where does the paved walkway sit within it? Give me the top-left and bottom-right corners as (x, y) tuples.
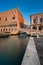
(21, 37), (40, 65)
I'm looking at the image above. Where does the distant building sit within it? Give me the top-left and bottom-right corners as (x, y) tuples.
(0, 8), (27, 35)
(30, 14), (43, 36)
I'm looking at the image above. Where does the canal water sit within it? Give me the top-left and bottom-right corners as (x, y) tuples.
(0, 34), (29, 65)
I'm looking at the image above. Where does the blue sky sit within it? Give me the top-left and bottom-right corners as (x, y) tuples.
(0, 0), (43, 24)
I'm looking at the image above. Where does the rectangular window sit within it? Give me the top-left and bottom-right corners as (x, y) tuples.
(12, 15), (15, 20)
(0, 17), (1, 21)
(33, 19), (36, 23)
(40, 18), (43, 22)
(5, 18), (7, 21)
(33, 16), (38, 23)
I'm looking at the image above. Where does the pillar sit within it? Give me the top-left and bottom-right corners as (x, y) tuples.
(37, 26), (39, 38)
(38, 16), (40, 24)
(31, 25), (33, 36)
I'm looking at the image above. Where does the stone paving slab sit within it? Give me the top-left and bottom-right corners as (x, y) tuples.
(21, 37), (40, 65)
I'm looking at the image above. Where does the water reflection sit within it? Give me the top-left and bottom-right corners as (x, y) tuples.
(0, 35), (29, 65)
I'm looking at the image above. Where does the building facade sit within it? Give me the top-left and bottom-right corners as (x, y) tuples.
(30, 14), (43, 36)
(0, 8), (27, 35)
(0, 8), (43, 36)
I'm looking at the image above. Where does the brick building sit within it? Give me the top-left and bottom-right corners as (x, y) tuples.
(0, 8), (27, 35)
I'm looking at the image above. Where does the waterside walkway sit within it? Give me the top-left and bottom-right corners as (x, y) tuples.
(21, 37), (40, 65)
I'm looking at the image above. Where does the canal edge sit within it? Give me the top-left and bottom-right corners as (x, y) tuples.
(21, 37), (40, 65)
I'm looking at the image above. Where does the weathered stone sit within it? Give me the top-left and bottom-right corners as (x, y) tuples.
(21, 37), (40, 65)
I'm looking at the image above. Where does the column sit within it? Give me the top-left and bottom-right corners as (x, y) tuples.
(31, 25), (33, 36)
(37, 26), (39, 38)
(38, 16), (40, 24)
(32, 17), (33, 24)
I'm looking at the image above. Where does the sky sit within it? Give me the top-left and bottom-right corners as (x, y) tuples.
(0, 0), (43, 24)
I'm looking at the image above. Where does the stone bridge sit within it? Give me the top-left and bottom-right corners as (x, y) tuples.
(19, 28), (30, 35)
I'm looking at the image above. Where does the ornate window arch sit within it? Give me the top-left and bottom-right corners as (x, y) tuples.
(32, 26), (37, 30)
(39, 26), (42, 30)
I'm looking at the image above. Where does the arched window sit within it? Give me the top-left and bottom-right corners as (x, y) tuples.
(33, 16), (38, 23)
(33, 19), (36, 23)
(12, 15), (15, 19)
(9, 29), (10, 31)
(3, 29), (5, 31)
(40, 18), (43, 22)
(39, 26), (42, 30)
(5, 17), (7, 21)
(12, 29), (13, 31)
(32, 26), (37, 30)
(6, 29), (7, 31)
(15, 28), (17, 30)
(1, 29), (2, 32)
(0, 17), (1, 21)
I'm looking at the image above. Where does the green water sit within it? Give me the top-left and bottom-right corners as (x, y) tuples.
(0, 35), (29, 65)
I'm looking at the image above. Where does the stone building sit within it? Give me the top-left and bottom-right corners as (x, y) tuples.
(0, 8), (27, 35)
(30, 13), (43, 36)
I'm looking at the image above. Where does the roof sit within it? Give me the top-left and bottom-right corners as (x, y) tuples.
(0, 8), (19, 14)
(30, 13), (43, 17)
